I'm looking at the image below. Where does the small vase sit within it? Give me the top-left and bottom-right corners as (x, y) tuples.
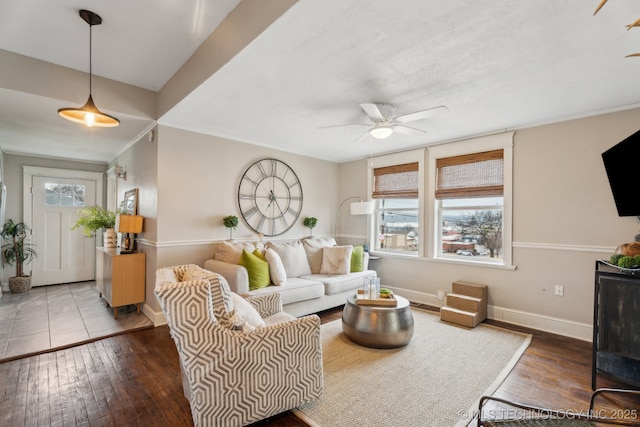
(104, 228), (117, 248)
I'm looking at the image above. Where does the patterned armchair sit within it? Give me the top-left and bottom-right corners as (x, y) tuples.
(155, 264), (324, 427)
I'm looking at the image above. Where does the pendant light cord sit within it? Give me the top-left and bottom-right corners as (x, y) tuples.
(88, 20), (93, 96)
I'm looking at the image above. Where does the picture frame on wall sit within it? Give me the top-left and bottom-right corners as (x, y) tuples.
(123, 188), (138, 215)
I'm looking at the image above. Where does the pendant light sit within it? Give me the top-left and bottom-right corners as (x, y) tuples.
(58, 10), (119, 128)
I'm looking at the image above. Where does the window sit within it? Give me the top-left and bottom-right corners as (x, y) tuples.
(428, 133), (513, 266)
(44, 183), (86, 207)
(372, 162), (419, 254)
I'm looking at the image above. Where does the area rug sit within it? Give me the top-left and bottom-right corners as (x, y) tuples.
(293, 308), (531, 427)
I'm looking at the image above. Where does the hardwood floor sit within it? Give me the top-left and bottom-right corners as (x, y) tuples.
(0, 305), (638, 426)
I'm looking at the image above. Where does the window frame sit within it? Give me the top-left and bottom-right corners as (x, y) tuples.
(427, 132), (514, 267)
(368, 149), (425, 257)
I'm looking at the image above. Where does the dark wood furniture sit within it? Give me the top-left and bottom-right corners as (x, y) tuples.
(593, 260), (640, 390)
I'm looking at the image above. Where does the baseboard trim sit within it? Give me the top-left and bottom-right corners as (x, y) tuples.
(389, 287), (592, 342)
(142, 305), (167, 327)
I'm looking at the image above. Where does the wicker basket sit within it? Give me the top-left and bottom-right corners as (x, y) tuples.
(9, 276), (32, 293)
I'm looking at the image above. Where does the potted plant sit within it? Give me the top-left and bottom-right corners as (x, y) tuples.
(303, 217), (318, 237)
(1, 219), (38, 293)
(223, 215), (239, 240)
(71, 205), (117, 247)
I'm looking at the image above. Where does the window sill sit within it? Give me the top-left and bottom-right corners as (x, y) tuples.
(369, 251), (517, 271)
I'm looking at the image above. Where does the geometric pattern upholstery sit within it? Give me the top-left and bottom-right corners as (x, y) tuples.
(155, 265), (324, 427)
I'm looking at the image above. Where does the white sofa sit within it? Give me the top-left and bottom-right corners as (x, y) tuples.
(204, 237), (377, 317)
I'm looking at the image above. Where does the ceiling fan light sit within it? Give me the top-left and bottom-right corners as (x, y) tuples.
(58, 95), (120, 128)
(370, 125), (394, 139)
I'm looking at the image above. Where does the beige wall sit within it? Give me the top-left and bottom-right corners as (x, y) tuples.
(5, 106), (639, 337)
(343, 107), (640, 340)
(132, 125), (338, 322)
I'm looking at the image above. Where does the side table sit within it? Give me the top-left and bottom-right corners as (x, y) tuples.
(342, 293), (414, 348)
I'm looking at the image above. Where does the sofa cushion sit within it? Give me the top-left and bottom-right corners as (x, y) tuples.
(266, 240), (311, 278)
(241, 249), (270, 291)
(265, 248), (287, 286)
(308, 270), (377, 296)
(350, 245), (365, 272)
(214, 241), (263, 265)
(248, 277), (325, 305)
(302, 237), (337, 273)
(320, 245), (353, 275)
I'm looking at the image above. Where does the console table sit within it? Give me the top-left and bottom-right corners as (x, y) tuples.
(96, 247), (146, 319)
(592, 260), (640, 389)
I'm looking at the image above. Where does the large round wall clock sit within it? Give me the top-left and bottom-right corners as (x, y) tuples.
(238, 158), (303, 236)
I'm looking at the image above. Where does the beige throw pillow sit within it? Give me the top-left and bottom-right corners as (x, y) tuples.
(320, 245), (353, 275)
(214, 241), (260, 265)
(265, 240), (311, 278)
(302, 237), (337, 274)
(264, 248), (287, 286)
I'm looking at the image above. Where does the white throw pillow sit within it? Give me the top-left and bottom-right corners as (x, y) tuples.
(265, 248), (287, 286)
(265, 241), (312, 278)
(320, 245), (353, 275)
(302, 237), (337, 274)
(231, 293), (266, 333)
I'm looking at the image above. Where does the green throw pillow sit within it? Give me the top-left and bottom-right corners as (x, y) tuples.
(351, 245), (364, 272)
(242, 249), (270, 291)
(253, 248), (266, 261)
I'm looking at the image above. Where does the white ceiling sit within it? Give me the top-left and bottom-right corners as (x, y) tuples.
(1, 0), (639, 164)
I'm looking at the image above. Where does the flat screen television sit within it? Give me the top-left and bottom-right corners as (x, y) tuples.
(601, 129), (640, 217)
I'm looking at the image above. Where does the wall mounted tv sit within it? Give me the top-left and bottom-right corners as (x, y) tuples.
(601, 129), (640, 217)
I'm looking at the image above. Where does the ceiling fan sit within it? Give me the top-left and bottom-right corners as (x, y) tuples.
(320, 103), (448, 142)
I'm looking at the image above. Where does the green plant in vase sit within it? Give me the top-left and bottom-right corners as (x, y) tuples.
(223, 215), (239, 240)
(303, 217), (318, 237)
(1, 219), (38, 293)
(71, 205), (117, 237)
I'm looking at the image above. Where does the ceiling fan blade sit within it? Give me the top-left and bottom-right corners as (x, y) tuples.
(319, 123), (370, 130)
(394, 124), (427, 136)
(353, 128), (372, 143)
(395, 105), (448, 123)
(359, 103), (384, 120)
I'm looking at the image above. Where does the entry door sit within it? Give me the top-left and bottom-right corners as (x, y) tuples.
(30, 176), (97, 286)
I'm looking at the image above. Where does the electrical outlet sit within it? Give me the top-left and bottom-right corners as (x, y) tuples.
(437, 290), (446, 301)
(554, 285), (564, 297)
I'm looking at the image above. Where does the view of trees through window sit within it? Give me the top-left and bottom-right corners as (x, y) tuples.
(439, 197), (503, 262)
(374, 199), (419, 254)
(44, 183), (86, 207)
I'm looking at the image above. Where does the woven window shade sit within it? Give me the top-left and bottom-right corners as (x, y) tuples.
(373, 162), (419, 199)
(436, 149), (503, 199)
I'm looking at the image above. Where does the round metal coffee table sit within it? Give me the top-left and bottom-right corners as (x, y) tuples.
(342, 294), (414, 348)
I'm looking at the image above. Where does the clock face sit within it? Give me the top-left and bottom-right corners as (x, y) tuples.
(238, 158), (303, 236)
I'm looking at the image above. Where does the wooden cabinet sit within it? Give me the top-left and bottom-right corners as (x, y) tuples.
(96, 247), (146, 319)
(592, 260), (640, 389)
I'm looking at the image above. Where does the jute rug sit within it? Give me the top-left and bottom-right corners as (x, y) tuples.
(294, 308), (531, 427)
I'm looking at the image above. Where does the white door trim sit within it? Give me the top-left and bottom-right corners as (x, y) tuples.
(23, 167), (105, 231)
(23, 167), (105, 278)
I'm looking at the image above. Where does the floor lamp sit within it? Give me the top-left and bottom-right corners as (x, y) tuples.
(334, 196), (374, 237)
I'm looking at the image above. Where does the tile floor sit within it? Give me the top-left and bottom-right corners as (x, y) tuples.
(0, 281), (153, 361)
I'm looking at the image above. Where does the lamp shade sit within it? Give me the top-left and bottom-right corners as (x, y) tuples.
(350, 201), (374, 215)
(58, 95), (120, 127)
(116, 214), (143, 233)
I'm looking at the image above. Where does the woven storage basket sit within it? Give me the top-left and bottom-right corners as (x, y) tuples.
(9, 276), (31, 293)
